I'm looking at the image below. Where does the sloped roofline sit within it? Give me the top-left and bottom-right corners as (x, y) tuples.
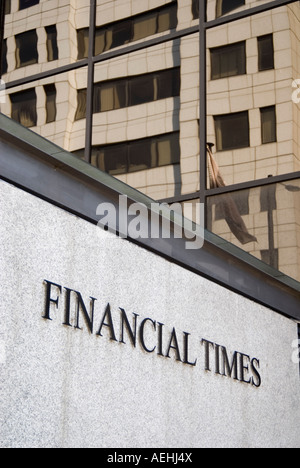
(0, 113), (299, 320)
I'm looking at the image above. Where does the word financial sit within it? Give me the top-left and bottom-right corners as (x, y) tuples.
(43, 280), (261, 387)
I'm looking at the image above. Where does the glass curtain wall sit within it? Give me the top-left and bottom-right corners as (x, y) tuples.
(203, 0), (300, 282)
(0, 0), (300, 281)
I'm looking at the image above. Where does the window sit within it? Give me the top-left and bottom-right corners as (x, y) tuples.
(44, 84), (57, 123)
(96, 144), (128, 176)
(111, 20), (132, 49)
(76, 68), (180, 118)
(91, 133), (180, 175)
(94, 29), (107, 57)
(15, 30), (38, 68)
(210, 42), (246, 80)
(45, 26), (58, 62)
(129, 75), (155, 106)
(93, 80), (127, 113)
(133, 11), (157, 42)
(156, 68), (180, 100)
(258, 34), (274, 71)
(157, 6), (177, 33)
(214, 112), (249, 151)
(216, 0), (245, 18)
(75, 89), (87, 121)
(5, 0), (11, 14)
(192, 0), (199, 19)
(77, 29), (89, 60)
(1, 40), (8, 75)
(128, 139), (154, 173)
(156, 133), (180, 167)
(260, 106), (277, 144)
(19, 0), (39, 10)
(128, 68), (180, 107)
(92, 3), (177, 57)
(10, 89), (37, 127)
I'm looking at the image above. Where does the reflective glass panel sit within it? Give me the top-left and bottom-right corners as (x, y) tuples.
(92, 43), (182, 201)
(19, 0), (39, 10)
(207, 179), (300, 282)
(210, 41), (246, 80)
(207, 2), (300, 186)
(206, 0), (280, 21)
(95, 1), (178, 57)
(15, 30), (39, 68)
(0, 68), (88, 153)
(10, 88), (37, 127)
(1, 0), (90, 80)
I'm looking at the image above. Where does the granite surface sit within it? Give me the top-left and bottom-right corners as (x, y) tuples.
(0, 180), (299, 448)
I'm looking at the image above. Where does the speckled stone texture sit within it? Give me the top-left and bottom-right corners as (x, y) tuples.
(0, 180), (299, 448)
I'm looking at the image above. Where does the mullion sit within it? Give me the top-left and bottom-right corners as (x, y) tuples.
(84, 0), (96, 163)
